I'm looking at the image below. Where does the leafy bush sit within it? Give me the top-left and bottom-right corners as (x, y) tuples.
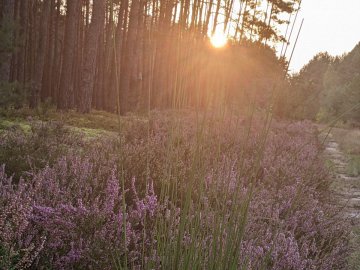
(279, 43), (360, 126)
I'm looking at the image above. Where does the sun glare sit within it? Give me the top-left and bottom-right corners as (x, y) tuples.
(210, 33), (228, 48)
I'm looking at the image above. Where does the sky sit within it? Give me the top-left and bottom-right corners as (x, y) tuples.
(287, 0), (360, 73)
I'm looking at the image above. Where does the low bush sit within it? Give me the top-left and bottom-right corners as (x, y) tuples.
(0, 113), (350, 269)
(0, 120), (83, 179)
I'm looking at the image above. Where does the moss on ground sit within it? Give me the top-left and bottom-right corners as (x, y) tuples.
(0, 118), (31, 133)
(52, 110), (121, 131)
(0, 110), (121, 140)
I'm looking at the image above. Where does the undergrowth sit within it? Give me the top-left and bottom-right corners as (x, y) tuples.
(0, 111), (350, 269)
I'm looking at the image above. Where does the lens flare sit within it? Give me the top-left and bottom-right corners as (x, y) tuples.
(210, 32), (228, 48)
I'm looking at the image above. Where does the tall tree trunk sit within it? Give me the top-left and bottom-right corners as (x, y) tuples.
(73, 2), (85, 108)
(203, 0), (213, 35)
(30, 0), (51, 108)
(41, 0), (55, 102)
(16, 0), (27, 84)
(9, 0), (19, 83)
(223, 0), (234, 32)
(51, 0), (61, 104)
(78, 0), (106, 113)
(102, 1), (114, 110)
(120, 0), (141, 114)
(239, 0), (249, 42)
(234, 0), (245, 39)
(211, 0), (221, 35)
(58, 0), (81, 109)
(0, 0), (15, 82)
(107, 0), (125, 112)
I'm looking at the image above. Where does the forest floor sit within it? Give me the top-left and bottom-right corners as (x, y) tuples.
(0, 109), (122, 137)
(319, 126), (360, 269)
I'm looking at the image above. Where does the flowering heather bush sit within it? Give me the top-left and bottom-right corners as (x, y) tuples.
(0, 166), (44, 269)
(0, 114), (350, 269)
(238, 121), (349, 269)
(0, 160), (160, 269)
(0, 120), (83, 179)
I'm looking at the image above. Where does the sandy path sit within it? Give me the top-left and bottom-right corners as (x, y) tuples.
(320, 128), (360, 268)
(322, 133), (360, 220)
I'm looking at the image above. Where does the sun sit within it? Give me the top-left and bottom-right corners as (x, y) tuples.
(210, 32), (228, 48)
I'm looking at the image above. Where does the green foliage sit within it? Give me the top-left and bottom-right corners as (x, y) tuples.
(0, 119), (30, 133)
(275, 52), (333, 120)
(245, 0), (299, 43)
(320, 44), (360, 125)
(54, 110), (121, 131)
(294, 52), (333, 120)
(323, 72), (360, 124)
(279, 42), (360, 125)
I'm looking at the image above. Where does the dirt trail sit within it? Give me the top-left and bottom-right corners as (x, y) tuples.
(319, 127), (360, 269)
(322, 132), (360, 220)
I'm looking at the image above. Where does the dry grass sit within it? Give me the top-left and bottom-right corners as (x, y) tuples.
(331, 127), (360, 155)
(330, 127), (360, 176)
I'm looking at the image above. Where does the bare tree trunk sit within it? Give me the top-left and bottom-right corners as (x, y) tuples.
(16, 0), (28, 84)
(223, 0), (234, 32)
(78, 0), (106, 113)
(197, 0), (205, 32)
(120, 0), (141, 114)
(58, 0), (81, 110)
(133, 0), (145, 111)
(203, 0), (213, 35)
(73, 2), (85, 108)
(51, 0), (61, 104)
(211, 0), (221, 35)
(41, 0), (56, 102)
(9, 0), (19, 83)
(30, 0), (51, 108)
(239, 0), (249, 42)
(0, 0), (15, 82)
(103, 0), (115, 110)
(234, 0), (245, 39)
(106, 1), (125, 112)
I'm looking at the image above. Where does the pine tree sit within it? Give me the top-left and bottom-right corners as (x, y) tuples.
(79, 0), (106, 113)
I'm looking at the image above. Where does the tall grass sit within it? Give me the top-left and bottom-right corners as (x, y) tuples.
(105, 44), (349, 268)
(0, 45), (351, 268)
(0, 107), (349, 269)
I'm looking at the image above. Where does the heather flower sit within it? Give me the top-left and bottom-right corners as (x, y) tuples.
(0, 116), (350, 269)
